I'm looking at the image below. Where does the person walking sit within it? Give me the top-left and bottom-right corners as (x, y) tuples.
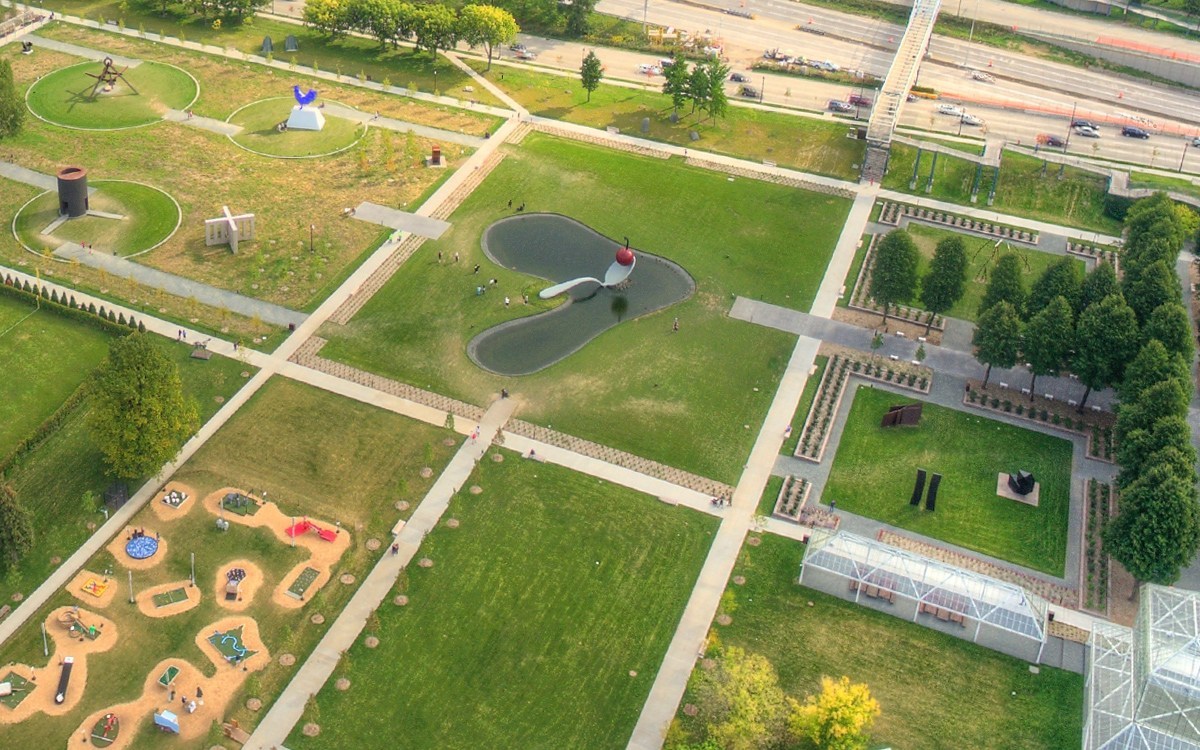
(672, 317), (679, 333)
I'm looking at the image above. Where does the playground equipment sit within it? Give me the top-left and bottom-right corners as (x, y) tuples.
(225, 568), (246, 601)
(285, 518), (338, 542)
(80, 576), (110, 598)
(54, 656), (74, 704)
(154, 709), (180, 734)
(59, 608), (100, 640)
(208, 626), (256, 664)
(157, 664), (180, 691)
(90, 712), (120, 748)
(160, 488), (188, 508)
(125, 530), (160, 560)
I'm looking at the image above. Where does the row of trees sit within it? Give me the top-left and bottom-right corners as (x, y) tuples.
(139, 0), (266, 20)
(661, 50), (731, 121)
(669, 644), (880, 750)
(304, 0), (519, 67)
(869, 230), (967, 333)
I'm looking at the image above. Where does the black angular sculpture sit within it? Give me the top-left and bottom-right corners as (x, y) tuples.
(1008, 470), (1036, 496)
(926, 473), (942, 511)
(910, 469), (927, 506)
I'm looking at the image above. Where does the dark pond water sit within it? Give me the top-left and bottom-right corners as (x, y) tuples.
(468, 214), (694, 376)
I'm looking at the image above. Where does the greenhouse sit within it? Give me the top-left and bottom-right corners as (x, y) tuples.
(798, 529), (1048, 662)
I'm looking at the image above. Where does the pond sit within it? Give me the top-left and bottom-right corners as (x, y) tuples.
(468, 214), (695, 376)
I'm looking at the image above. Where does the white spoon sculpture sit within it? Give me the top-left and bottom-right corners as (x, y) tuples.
(539, 245), (636, 299)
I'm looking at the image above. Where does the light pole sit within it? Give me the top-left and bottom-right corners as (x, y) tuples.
(1065, 101), (1077, 149)
(433, 68), (439, 95)
(1181, 141), (1190, 173)
(760, 75), (765, 104)
(643, 0), (648, 34)
(309, 223), (315, 254)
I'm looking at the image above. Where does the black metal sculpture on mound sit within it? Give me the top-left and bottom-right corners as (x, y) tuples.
(926, 473), (942, 511)
(910, 469), (927, 506)
(881, 403), (923, 428)
(86, 57), (138, 99)
(1008, 470), (1036, 496)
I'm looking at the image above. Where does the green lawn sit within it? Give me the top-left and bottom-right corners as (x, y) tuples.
(319, 133), (847, 483)
(228, 98), (366, 158)
(671, 534), (1083, 750)
(906, 223), (1085, 322)
(0, 324), (255, 604)
(175, 377), (455, 537)
(0, 295), (111, 456)
(287, 454), (718, 750)
(884, 144), (1122, 234)
(25, 59), (197, 129)
(470, 61), (864, 180)
(1130, 171), (1200, 200)
(15, 181), (180, 257)
(824, 386), (1072, 574)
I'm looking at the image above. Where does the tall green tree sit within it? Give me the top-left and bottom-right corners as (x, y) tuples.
(1117, 415), (1193, 488)
(457, 4), (519, 70)
(563, 0), (595, 36)
(1124, 259), (1180, 325)
(0, 59), (25, 139)
(686, 63), (711, 114)
(1072, 294), (1140, 410)
(0, 484), (33, 566)
(693, 646), (787, 750)
(972, 300), (1022, 388)
(1022, 296), (1074, 400)
(1105, 463), (1200, 589)
(1116, 380), (1191, 454)
(579, 50), (603, 102)
(1118, 339), (1192, 404)
(88, 334), (199, 480)
(703, 59), (731, 119)
(1077, 261), (1119, 313)
(303, 0), (352, 37)
(1026, 256), (1082, 317)
(662, 51), (689, 116)
(1143, 302), (1195, 360)
(979, 253), (1025, 317)
(869, 230), (919, 325)
(919, 236), (968, 334)
(412, 4), (459, 60)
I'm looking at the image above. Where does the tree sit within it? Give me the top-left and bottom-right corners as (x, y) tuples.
(1026, 256), (1082, 317)
(702, 59), (731, 119)
(869, 230), (919, 325)
(662, 51), (689, 116)
(1078, 261), (1120, 313)
(1185, 0), (1200, 20)
(979, 253), (1025, 317)
(1072, 294), (1139, 409)
(346, 0), (403, 47)
(0, 59), (25, 139)
(303, 0), (351, 37)
(919, 235), (968, 333)
(88, 334), (199, 480)
(457, 4), (518, 70)
(972, 300), (1022, 388)
(1105, 462), (1200, 588)
(579, 50), (603, 102)
(788, 676), (880, 750)
(686, 63), (711, 114)
(1116, 380), (1191, 453)
(0, 484), (33, 566)
(1117, 415), (1193, 488)
(412, 4), (458, 60)
(563, 0), (595, 37)
(1118, 339), (1192, 404)
(1143, 302), (1194, 360)
(1022, 296), (1074, 400)
(692, 646), (787, 750)
(1124, 259), (1179, 325)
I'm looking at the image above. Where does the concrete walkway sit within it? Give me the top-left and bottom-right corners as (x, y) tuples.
(0, 160), (96, 194)
(812, 190), (878, 318)
(244, 397), (516, 750)
(52, 243), (307, 328)
(163, 108), (242, 136)
(323, 102), (487, 147)
(352, 202), (451, 239)
(24, 33), (141, 67)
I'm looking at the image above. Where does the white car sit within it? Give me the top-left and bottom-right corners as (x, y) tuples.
(936, 103), (964, 116)
(1076, 126), (1101, 138)
(636, 63), (662, 76)
(960, 113), (984, 126)
(813, 60), (840, 72)
(971, 70), (995, 83)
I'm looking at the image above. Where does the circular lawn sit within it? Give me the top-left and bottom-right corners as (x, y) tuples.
(26, 60), (198, 130)
(14, 181), (181, 258)
(227, 98), (366, 158)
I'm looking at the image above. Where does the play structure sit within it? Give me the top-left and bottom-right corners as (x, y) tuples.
(207, 626), (256, 664)
(59, 607), (101, 641)
(285, 518), (338, 542)
(285, 566), (320, 600)
(80, 576), (110, 599)
(86, 57), (137, 99)
(90, 712), (120, 747)
(220, 491), (259, 516)
(225, 568), (246, 601)
(154, 709), (180, 734)
(0, 672), (34, 710)
(54, 656), (74, 704)
(125, 529), (160, 560)
(161, 488), (189, 509)
(157, 664), (180, 691)
(285, 85), (325, 131)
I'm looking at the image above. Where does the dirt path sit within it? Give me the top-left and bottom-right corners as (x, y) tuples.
(68, 616), (270, 750)
(105, 526), (169, 571)
(136, 580), (201, 618)
(201, 488), (351, 609)
(0, 607), (118, 723)
(148, 481), (199, 523)
(212, 559), (264, 612)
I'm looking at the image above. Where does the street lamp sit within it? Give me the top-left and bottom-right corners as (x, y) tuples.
(309, 224), (315, 254)
(760, 75), (765, 104)
(1181, 141), (1190, 173)
(1065, 101), (1077, 149)
(433, 68), (439, 95)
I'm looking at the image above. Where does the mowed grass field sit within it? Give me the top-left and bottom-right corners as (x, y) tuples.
(15, 181), (180, 257)
(287, 454), (718, 750)
(672, 535), (1084, 750)
(0, 295), (111, 456)
(320, 133), (848, 483)
(824, 386), (1073, 574)
(25, 59), (197, 129)
(228, 98), (366, 158)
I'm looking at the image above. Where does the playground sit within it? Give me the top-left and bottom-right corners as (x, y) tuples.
(213, 559), (264, 612)
(105, 525), (167, 570)
(68, 569), (117, 609)
(135, 580), (201, 618)
(149, 481), (196, 521)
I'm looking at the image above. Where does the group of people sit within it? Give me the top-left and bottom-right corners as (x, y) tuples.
(170, 686), (203, 714)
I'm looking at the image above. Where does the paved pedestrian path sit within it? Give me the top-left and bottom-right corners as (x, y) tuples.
(24, 33), (141, 66)
(163, 108), (242, 135)
(812, 190), (877, 317)
(244, 397), (516, 750)
(0, 159), (96, 194)
(323, 102), (486, 147)
(351, 202), (451, 239)
(52, 243), (307, 328)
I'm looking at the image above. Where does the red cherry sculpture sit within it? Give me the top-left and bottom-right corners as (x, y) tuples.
(616, 246), (635, 267)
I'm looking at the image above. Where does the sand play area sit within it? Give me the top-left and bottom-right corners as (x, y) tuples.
(0, 607), (118, 724)
(67, 569), (119, 609)
(149, 481), (198, 522)
(68, 617), (269, 750)
(212, 559), (264, 612)
(203, 488), (350, 609)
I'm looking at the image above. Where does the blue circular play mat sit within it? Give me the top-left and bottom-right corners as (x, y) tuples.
(125, 536), (159, 560)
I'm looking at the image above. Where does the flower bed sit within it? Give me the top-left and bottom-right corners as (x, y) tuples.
(962, 381), (1115, 461)
(1066, 241), (1120, 274)
(1081, 479), (1113, 615)
(848, 233), (944, 331)
(877, 201), (1039, 244)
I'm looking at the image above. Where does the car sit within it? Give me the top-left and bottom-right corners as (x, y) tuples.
(828, 100), (853, 112)
(960, 113), (984, 126)
(1193, 136), (1200, 147)
(515, 49), (536, 61)
(740, 85), (760, 99)
(636, 63), (662, 75)
(1072, 120), (1099, 131)
(1043, 135), (1066, 148)
(971, 70), (995, 83)
(1121, 125), (1150, 139)
(730, 72), (749, 83)
(906, 93), (918, 102)
(1076, 126), (1101, 138)
(848, 94), (872, 107)
(813, 60), (840, 72)
(509, 43), (527, 52)
(936, 103), (964, 116)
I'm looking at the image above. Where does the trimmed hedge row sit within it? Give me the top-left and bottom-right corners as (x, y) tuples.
(1, 273), (145, 337)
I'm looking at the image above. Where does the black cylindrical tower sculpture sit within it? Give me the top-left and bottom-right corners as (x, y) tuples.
(56, 166), (89, 218)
